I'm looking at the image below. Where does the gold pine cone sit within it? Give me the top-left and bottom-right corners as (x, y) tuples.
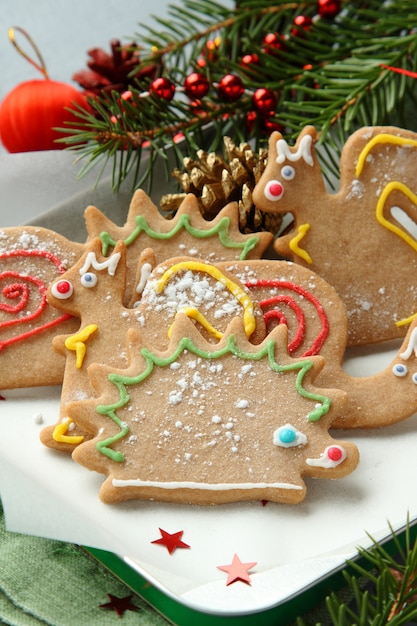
(160, 137), (282, 236)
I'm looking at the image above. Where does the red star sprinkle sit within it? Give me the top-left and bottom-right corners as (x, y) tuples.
(217, 553), (257, 586)
(0, 395), (5, 400)
(99, 593), (141, 617)
(151, 528), (191, 554)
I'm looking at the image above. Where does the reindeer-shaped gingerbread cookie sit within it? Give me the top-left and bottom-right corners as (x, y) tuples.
(252, 125), (417, 347)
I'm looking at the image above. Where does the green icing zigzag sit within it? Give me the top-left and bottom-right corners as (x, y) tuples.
(99, 214), (259, 260)
(95, 334), (332, 462)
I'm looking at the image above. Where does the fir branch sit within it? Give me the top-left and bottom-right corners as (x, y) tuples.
(63, 0), (417, 192)
(297, 518), (417, 626)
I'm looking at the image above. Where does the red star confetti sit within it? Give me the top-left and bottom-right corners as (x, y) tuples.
(217, 553), (257, 586)
(99, 593), (141, 617)
(0, 395), (5, 400)
(151, 528), (191, 554)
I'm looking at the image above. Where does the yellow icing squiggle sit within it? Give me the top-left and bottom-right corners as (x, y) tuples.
(289, 223), (313, 264)
(65, 324), (98, 368)
(52, 419), (84, 444)
(167, 307), (223, 340)
(155, 261), (256, 338)
(356, 133), (417, 178)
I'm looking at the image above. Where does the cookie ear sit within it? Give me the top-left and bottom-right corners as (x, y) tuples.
(298, 125), (317, 142)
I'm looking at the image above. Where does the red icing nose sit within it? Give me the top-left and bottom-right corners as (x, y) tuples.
(264, 180), (284, 201)
(327, 446), (343, 462)
(56, 280), (71, 294)
(51, 279), (73, 299)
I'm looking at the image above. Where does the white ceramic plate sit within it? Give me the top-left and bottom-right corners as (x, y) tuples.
(1, 342), (417, 616)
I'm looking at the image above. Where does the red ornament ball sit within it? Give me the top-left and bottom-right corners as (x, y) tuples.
(150, 77), (176, 101)
(317, 0), (341, 19)
(252, 88), (277, 114)
(218, 74), (244, 101)
(0, 79), (87, 153)
(184, 72), (210, 99)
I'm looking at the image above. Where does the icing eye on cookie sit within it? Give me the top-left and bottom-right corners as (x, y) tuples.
(80, 272), (98, 288)
(264, 179), (284, 201)
(392, 363), (408, 377)
(281, 165), (295, 180)
(273, 423), (307, 448)
(50, 279), (73, 299)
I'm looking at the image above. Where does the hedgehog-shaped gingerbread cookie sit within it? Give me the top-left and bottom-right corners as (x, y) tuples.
(84, 189), (273, 304)
(67, 315), (359, 505)
(40, 240), (267, 453)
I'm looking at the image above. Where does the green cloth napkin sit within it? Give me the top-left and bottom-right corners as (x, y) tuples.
(0, 499), (169, 626)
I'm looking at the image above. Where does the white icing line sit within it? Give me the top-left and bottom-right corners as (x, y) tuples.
(111, 478), (303, 491)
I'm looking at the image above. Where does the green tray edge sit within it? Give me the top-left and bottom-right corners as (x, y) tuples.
(84, 519), (417, 625)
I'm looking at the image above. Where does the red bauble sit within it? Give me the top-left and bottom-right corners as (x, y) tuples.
(252, 88), (277, 114)
(218, 74), (244, 101)
(0, 79), (87, 152)
(184, 72), (210, 99)
(150, 77), (176, 101)
(317, 0), (341, 19)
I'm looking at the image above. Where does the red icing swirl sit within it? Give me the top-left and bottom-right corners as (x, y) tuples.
(246, 279), (329, 356)
(0, 249), (72, 350)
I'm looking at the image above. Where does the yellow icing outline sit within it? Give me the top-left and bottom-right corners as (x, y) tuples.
(52, 419), (84, 444)
(65, 324), (98, 368)
(396, 311), (417, 328)
(289, 223), (313, 264)
(356, 133), (417, 178)
(155, 261), (256, 338)
(373, 180), (417, 328)
(376, 181), (417, 254)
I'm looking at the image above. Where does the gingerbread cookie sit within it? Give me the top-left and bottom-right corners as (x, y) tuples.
(68, 315), (359, 505)
(0, 226), (83, 389)
(40, 243), (266, 452)
(84, 189), (273, 303)
(252, 125), (417, 347)
(203, 260), (417, 429)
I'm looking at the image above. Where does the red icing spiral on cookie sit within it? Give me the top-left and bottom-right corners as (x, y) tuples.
(245, 279), (329, 356)
(0, 249), (72, 350)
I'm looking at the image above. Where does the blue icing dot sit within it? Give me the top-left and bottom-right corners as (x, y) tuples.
(392, 363), (408, 377)
(279, 427), (296, 444)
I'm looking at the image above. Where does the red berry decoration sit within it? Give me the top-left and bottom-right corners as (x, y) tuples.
(150, 77), (176, 101)
(292, 15), (313, 36)
(262, 32), (286, 53)
(317, 0), (341, 19)
(203, 38), (221, 62)
(252, 88), (278, 114)
(240, 53), (259, 67)
(0, 27), (88, 153)
(246, 110), (257, 133)
(184, 72), (210, 99)
(218, 74), (244, 101)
